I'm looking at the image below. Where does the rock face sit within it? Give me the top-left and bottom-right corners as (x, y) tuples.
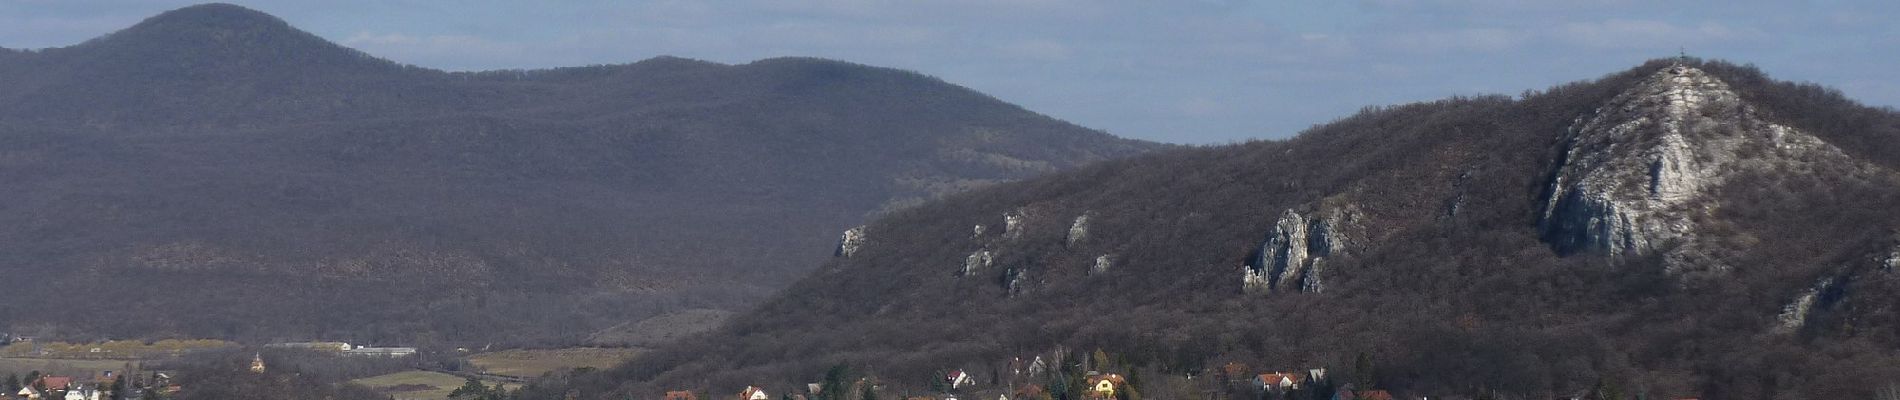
(1244, 207), (1355, 294)
(1884, 243), (1900, 272)
(1775, 277), (1844, 334)
(1003, 211), (1027, 240)
(836, 226), (867, 258)
(1066, 214), (1091, 247)
(1538, 65), (1846, 269)
(963, 250), (994, 276)
(1090, 254), (1113, 275)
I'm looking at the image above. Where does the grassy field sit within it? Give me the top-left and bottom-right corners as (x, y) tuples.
(351, 370), (516, 400)
(0, 357), (136, 377)
(0, 339), (236, 359)
(467, 347), (645, 378)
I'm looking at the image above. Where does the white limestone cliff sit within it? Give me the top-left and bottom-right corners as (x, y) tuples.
(1090, 254), (1113, 275)
(836, 226), (866, 258)
(1538, 65), (1851, 271)
(1244, 206), (1356, 294)
(963, 250), (994, 276)
(1066, 214), (1091, 247)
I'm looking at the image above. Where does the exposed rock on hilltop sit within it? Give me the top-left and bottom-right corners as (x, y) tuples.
(1538, 65), (1860, 274)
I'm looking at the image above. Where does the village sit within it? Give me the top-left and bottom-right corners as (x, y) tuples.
(651, 347), (1411, 400)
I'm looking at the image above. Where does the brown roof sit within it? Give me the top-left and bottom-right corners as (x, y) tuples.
(37, 376), (73, 390)
(1255, 372), (1298, 385)
(665, 390), (698, 400)
(1358, 390), (1394, 400)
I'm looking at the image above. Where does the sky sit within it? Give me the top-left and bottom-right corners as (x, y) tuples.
(2, 1), (1895, 144)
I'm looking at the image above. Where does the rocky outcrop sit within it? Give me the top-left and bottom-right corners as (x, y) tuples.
(1538, 65), (1850, 270)
(1066, 214), (1091, 247)
(1775, 276), (1845, 334)
(1244, 206), (1357, 294)
(1003, 210), (1026, 240)
(972, 224), (987, 238)
(835, 226), (866, 258)
(1090, 254), (1113, 275)
(963, 250), (994, 276)
(1884, 243), (1900, 272)
(1003, 266), (1030, 296)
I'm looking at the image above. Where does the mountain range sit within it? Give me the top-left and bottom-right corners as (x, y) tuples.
(575, 60), (1900, 400)
(0, 3), (1159, 344)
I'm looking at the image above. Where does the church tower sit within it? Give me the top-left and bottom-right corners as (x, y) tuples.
(250, 353), (266, 373)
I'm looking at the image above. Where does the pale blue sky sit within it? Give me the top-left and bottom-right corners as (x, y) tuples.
(3, 1), (1895, 144)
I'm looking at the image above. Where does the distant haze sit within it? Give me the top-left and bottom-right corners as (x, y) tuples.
(3, 1), (1895, 144)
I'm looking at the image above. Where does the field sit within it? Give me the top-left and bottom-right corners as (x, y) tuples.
(466, 347), (646, 378)
(0, 339), (236, 359)
(351, 370), (515, 400)
(0, 357), (136, 377)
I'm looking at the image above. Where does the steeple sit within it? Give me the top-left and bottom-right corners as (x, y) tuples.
(250, 353), (266, 373)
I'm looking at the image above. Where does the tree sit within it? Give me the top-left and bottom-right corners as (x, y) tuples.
(110, 374), (128, 400)
(822, 364), (852, 400)
(1352, 353), (1374, 389)
(5, 373), (18, 393)
(450, 377), (490, 399)
(860, 381), (878, 400)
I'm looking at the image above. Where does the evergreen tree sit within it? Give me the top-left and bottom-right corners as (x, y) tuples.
(5, 373), (18, 393)
(860, 381), (878, 400)
(1351, 353), (1374, 389)
(822, 364), (851, 400)
(110, 375), (127, 400)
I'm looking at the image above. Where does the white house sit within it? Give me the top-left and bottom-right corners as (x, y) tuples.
(740, 386), (770, 400)
(64, 385), (101, 400)
(947, 370), (975, 389)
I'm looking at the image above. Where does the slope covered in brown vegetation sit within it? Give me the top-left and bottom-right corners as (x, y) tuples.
(573, 59), (1900, 399)
(0, 4), (1160, 344)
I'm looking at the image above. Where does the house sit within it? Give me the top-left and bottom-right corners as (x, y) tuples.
(1085, 374), (1124, 399)
(1254, 372), (1300, 391)
(664, 390), (697, 400)
(18, 387), (42, 400)
(1025, 356), (1047, 376)
(947, 370), (975, 389)
(1307, 368), (1328, 384)
(739, 386), (770, 400)
(36, 377), (73, 392)
(61, 386), (99, 400)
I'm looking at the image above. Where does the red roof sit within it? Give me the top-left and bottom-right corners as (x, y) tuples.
(38, 376), (73, 390)
(1255, 372), (1298, 385)
(1359, 390), (1394, 400)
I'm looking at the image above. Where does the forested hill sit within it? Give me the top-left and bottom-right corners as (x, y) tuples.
(0, 3), (1162, 344)
(576, 59), (1900, 399)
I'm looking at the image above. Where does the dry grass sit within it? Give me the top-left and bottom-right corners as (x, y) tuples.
(0, 340), (236, 359)
(467, 347), (646, 378)
(350, 370), (515, 400)
(0, 357), (136, 377)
